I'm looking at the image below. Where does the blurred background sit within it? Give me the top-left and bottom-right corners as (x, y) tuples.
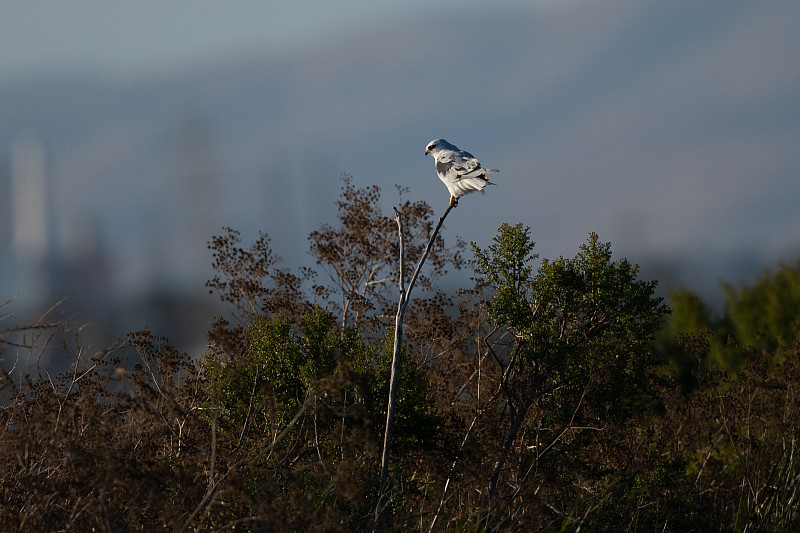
(1, 0), (799, 357)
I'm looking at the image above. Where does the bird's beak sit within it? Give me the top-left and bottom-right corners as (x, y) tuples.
(425, 149), (430, 156)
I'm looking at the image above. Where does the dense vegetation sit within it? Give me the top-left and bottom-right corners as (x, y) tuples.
(2, 178), (799, 531)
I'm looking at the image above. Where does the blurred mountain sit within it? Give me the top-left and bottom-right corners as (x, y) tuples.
(1, 0), (799, 350)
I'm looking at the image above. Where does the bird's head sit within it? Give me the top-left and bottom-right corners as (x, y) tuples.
(425, 138), (448, 157)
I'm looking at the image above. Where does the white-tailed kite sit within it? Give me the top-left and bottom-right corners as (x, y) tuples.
(425, 139), (498, 207)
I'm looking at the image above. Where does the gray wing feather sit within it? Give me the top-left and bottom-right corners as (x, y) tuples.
(438, 150), (486, 180)
(436, 159), (454, 176)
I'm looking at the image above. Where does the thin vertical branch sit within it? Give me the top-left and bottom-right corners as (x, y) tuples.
(428, 332), (496, 533)
(374, 203), (453, 531)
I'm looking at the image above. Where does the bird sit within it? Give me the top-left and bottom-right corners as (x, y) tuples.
(425, 139), (498, 207)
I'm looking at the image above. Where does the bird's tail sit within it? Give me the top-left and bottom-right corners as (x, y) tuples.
(484, 168), (499, 174)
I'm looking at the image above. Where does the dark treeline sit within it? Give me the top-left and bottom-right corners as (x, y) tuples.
(1, 177), (799, 531)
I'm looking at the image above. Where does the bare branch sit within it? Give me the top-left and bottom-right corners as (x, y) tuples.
(375, 202), (453, 531)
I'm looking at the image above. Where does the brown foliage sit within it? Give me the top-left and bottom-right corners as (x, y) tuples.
(308, 176), (462, 334)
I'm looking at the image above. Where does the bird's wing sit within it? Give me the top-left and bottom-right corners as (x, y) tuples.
(436, 149), (483, 180)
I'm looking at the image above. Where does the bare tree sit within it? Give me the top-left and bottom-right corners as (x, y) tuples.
(374, 203), (454, 531)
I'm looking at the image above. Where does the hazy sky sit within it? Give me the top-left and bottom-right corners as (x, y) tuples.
(1, 0), (554, 81)
(3, 0), (798, 320)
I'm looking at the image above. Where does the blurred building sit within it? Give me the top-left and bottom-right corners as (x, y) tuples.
(8, 132), (51, 312)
